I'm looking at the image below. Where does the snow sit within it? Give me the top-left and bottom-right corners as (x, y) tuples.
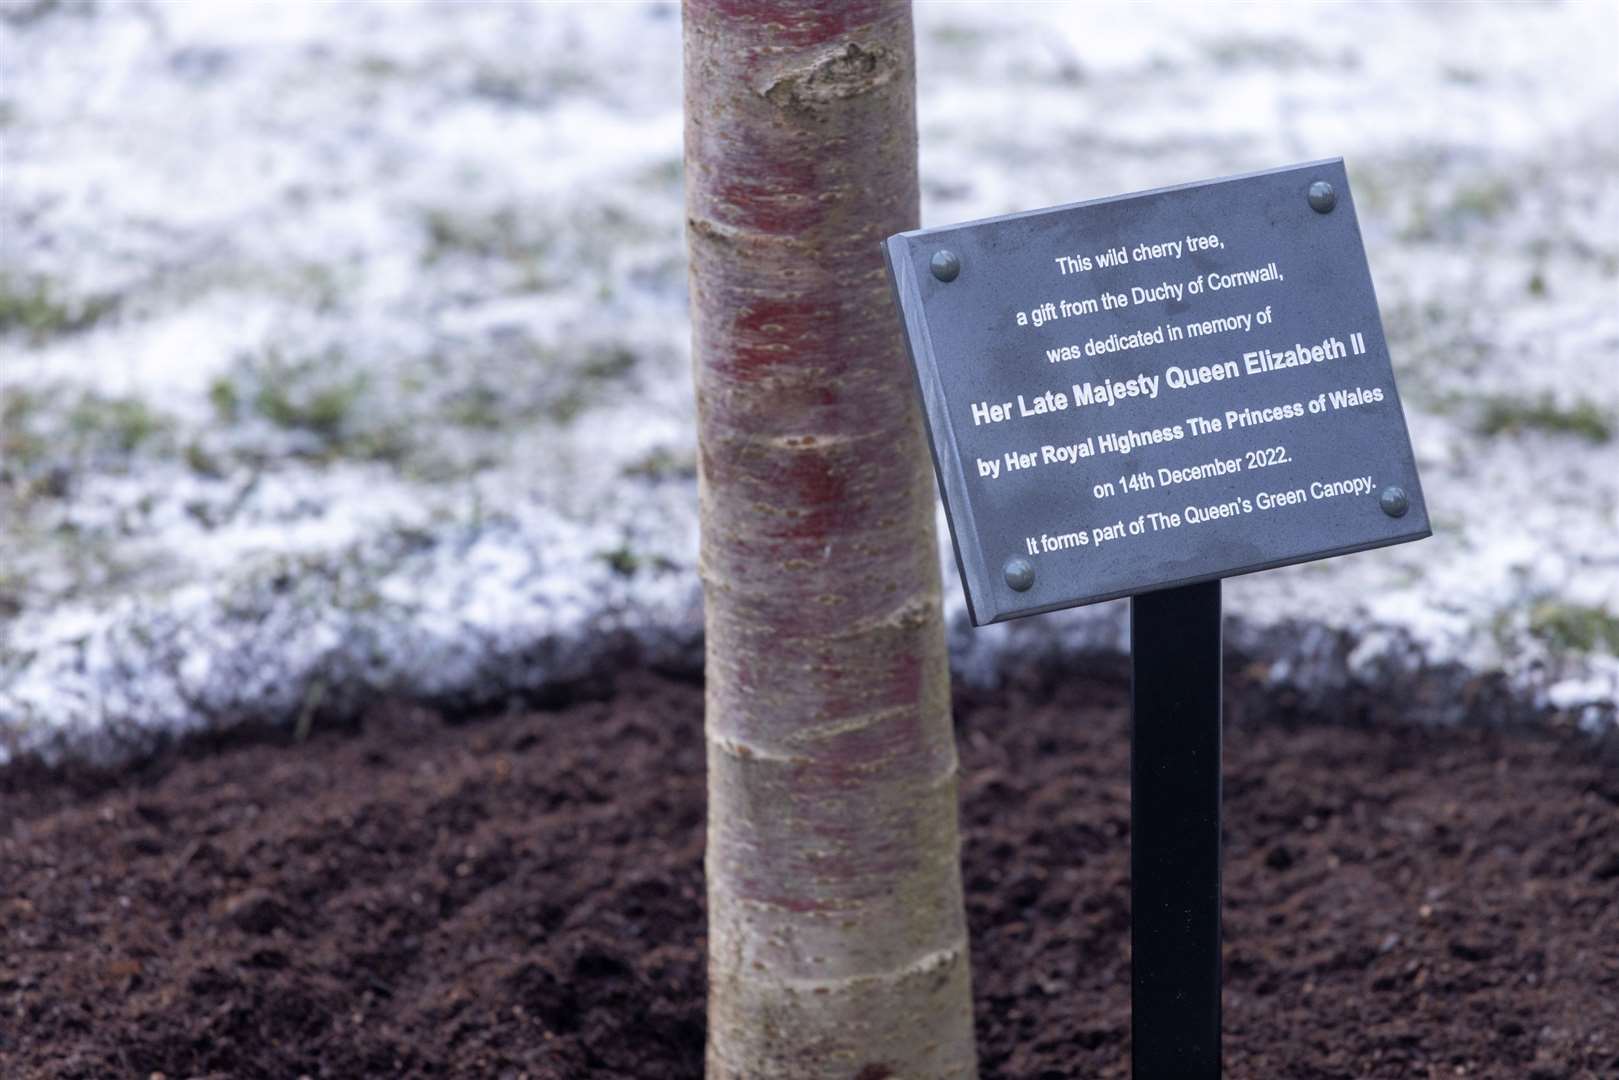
(2, 0), (1616, 764)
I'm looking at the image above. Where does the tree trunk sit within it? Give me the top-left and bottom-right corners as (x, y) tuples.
(685, 2), (977, 1077)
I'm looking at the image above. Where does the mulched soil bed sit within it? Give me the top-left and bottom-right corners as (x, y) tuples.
(3, 666), (1616, 1079)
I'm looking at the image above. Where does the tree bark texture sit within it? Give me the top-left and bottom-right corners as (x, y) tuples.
(685, 2), (977, 1077)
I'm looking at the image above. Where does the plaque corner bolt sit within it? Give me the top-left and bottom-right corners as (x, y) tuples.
(1003, 556), (1034, 591)
(1379, 485), (1409, 518)
(930, 249), (961, 282)
(1308, 180), (1337, 214)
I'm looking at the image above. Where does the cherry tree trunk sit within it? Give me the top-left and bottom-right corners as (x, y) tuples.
(684, 2), (977, 1077)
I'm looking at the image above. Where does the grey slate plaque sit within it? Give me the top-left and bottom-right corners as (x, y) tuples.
(884, 160), (1430, 625)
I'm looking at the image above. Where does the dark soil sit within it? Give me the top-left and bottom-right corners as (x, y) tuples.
(3, 666), (1616, 1079)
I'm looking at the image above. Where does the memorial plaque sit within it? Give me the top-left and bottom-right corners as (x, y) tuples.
(885, 159), (1430, 625)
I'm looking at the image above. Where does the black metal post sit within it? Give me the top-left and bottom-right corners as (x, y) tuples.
(1131, 579), (1223, 1079)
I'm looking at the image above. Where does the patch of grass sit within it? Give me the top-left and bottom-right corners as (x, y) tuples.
(1476, 394), (1612, 443)
(257, 373), (363, 438)
(2, 385), (174, 485)
(1447, 177), (1516, 222)
(598, 543), (676, 578)
(418, 205), (564, 293)
(577, 345), (637, 382)
(1206, 34), (1345, 70)
(445, 384), (507, 430)
(208, 375), (240, 420)
(357, 54), (402, 79)
(621, 446), (696, 481)
(538, 344), (639, 427)
(184, 440), (225, 478)
(0, 0), (83, 27)
(422, 208), (492, 263)
(420, 207), (550, 267)
(0, 578), (21, 618)
(634, 157), (683, 190)
(1528, 602), (1619, 656)
(1400, 174), (1520, 241)
(1384, 155), (1527, 242)
(544, 387), (589, 426)
(470, 60), (596, 107)
(0, 276), (118, 343)
(67, 394), (169, 453)
(218, 347), (365, 439)
(599, 545), (641, 577)
(1, 386), (50, 469)
(929, 23), (978, 46)
(213, 347), (412, 463)
(289, 262), (344, 313)
(1395, 203), (1435, 243)
(340, 425), (413, 464)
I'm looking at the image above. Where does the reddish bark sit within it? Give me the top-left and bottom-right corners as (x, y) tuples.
(685, 2), (977, 1076)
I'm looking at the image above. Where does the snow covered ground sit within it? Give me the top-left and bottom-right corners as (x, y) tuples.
(2, 0), (1616, 764)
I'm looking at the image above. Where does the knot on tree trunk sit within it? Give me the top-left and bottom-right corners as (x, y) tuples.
(761, 42), (897, 113)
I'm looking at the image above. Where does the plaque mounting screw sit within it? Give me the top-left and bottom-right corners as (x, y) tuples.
(1308, 180), (1337, 214)
(1379, 485), (1409, 518)
(1003, 556), (1034, 592)
(930, 249), (961, 282)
